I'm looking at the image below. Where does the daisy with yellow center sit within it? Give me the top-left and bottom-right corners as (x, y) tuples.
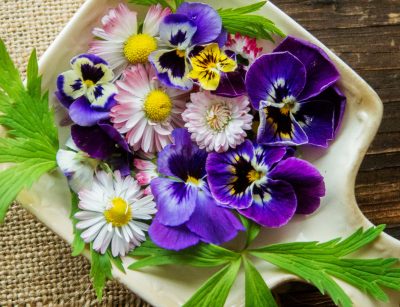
(111, 64), (187, 153)
(75, 171), (156, 257)
(188, 43), (238, 91)
(89, 4), (171, 78)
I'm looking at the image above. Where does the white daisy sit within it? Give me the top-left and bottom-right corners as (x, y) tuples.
(75, 171), (157, 257)
(56, 138), (97, 193)
(110, 64), (187, 153)
(89, 4), (171, 78)
(182, 91), (253, 153)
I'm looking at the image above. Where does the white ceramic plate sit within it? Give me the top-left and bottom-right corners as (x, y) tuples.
(15, 0), (400, 306)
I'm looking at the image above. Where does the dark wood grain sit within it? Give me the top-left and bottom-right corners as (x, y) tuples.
(271, 0), (400, 305)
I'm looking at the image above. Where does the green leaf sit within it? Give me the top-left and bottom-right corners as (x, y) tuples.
(243, 257), (277, 307)
(183, 259), (241, 307)
(218, 1), (285, 41)
(0, 39), (59, 223)
(90, 244), (113, 301)
(239, 215), (260, 248)
(129, 240), (240, 270)
(70, 192), (85, 257)
(250, 225), (400, 307)
(128, 0), (173, 10)
(107, 250), (126, 274)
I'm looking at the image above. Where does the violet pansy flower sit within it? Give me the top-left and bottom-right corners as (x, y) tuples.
(56, 54), (117, 127)
(206, 140), (325, 227)
(148, 128), (244, 251)
(246, 36), (346, 147)
(149, 2), (223, 90)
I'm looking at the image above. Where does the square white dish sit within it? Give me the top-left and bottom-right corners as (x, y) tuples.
(13, 0), (400, 306)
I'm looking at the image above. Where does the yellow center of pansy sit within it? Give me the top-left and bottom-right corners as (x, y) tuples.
(176, 49), (186, 58)
(104, 197), (132, 227)
(186, 176), (201, 186)
(144, 90), (173, 123)
(247, 169), (264, 183)
(84, 79), (95, 87)
(123, 33), (157, 64)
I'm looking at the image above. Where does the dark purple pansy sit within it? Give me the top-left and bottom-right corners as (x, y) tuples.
(71, 120), (130, 160)
(148, 128), (244, 251)
(149, 2), (223, 90)
(206, 140), (325, 227)
(246, 36), (346, 147)
(56, 54), (117, 126)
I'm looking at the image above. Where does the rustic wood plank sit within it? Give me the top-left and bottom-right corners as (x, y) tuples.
(272, 0), (400, 305)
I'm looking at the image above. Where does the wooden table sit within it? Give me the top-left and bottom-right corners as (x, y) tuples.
(271, 0), (400, 305)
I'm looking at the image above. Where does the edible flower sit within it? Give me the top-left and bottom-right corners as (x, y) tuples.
(148, 129), (244, 250)
(206, 141), (325, 227)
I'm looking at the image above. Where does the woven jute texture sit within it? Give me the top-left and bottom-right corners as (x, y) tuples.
(0, 1), (148, 305)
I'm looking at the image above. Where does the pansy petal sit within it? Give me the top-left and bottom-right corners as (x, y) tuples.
(176, 2), (222, 45)
(213, 65), (247, 98)
(98, 120), (130, 152)
(206, 140), (255, 209)
(254, 144), (287, 169)
(57, 70), (85, 100)
(149, 218), (200, 251)
(270, 157), (325, 214)
(274, 36), (340, 101)
(71, 124), (116, 159)
(245, 52), (307, 110)
(159, 14), (197, 49)
(186, 189), (244, 244)
(150, 49), (193, 90)
(150, 178), (197, 226)
(71, 54), (108, 67)
(295, 89), (336, 147)
(69, 97), (110, 127)
(87, 83), (117, 108)
(239, 179), (297, 228)
(257, 106), (308, 146)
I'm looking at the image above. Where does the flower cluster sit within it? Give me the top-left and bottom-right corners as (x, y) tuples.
(55, 2), (346, 255)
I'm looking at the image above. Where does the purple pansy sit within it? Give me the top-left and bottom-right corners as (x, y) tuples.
(148, 128), (244, 250)
(56, 54), (117, 127)
(149, 2), (222, 90)
(246, 36), (346, 147)
(206, 140), (325, 227)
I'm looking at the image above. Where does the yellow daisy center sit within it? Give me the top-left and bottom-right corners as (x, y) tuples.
(104, 197), (132, 227)
(247, 169), (264, 183)
(144, 90), (173, 123)
(123, 33), (157, 65)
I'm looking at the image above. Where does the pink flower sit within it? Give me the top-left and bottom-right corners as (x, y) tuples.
(182, 91), (253, 153)
(110, 64), (187, 153)
(225, 33), (263, 63)
(89, 4), (171, 78)
(133, 154), (158, 195)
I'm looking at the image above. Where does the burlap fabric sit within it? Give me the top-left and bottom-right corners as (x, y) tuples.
(0, 1), (148, 305)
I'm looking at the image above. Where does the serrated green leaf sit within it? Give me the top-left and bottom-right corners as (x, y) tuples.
(250, 225), (400, 306)
(218, 1), (285, 41)
(90, 244), (113, 301)
(183, 259), (241, 307)
(70, 192), (85, 257)
(129, 240), (240, 270)
(0, 39), (58, 223)
(243, 257), (277, 307)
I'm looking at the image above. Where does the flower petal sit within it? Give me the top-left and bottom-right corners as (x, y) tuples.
(239, 179), (297, 228)
(150, 178), (197, 226)
(57, 70), (84, 100)
(245, 52), (307, 110)
(186, 188), (244, 244)
(159, 14), (197, 49)
(87, 83), (117, 108)
(176, 2), (222, 45)
(274, 36), (340, 101)
(143, 4), (171, 37)
(270, 157), (325, 215)
(69, 97), (110, 127)
(148, 218), (200, 251)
